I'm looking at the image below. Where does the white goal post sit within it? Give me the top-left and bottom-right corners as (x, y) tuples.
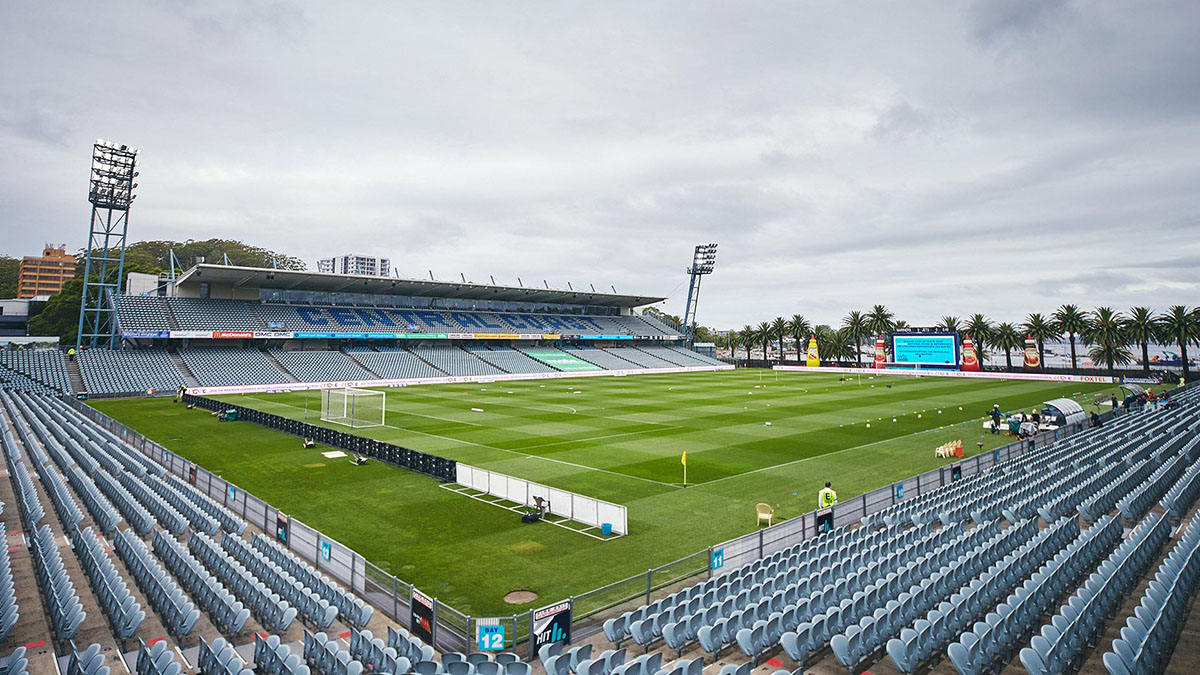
(321, 387), (386, 428)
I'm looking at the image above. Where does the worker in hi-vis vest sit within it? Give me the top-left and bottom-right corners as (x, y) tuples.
(818, 482), (838, 509)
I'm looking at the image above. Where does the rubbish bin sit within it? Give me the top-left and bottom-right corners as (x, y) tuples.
(601, 523), (613, 536)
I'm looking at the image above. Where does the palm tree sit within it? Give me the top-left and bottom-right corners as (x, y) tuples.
(1124, 307), (1158, 375)
(936, 316), (961, 335)
(867, 304), (895, 341)
(894, 320), (910, 330)
(1052, 304), (1090, 371)
(841, 310), (868, 365)
(832, 327), (858, 363)
(1084, 307), (1130, 374)
(994, 322), (1022, 371)
(771, 317), (788, 362)
(1023, 313), (1058, 366)
(788, 314), (813, 363)
(739, 326), (755, 362)
(756, 321), (772, 362)
(966, 313), (994, 365)
(1158, 305), (1200, 382)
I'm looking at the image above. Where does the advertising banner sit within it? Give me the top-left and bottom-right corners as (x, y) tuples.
(213, 331), (255, 339)
(169, 330), (213, 339)
(806, 335), (820, 367)
(121, 329), (170, 339)
(1023, 335), (1042, 372)
(411, 589), (435, 643)
(773, 364), (1116, 384)
(873, 337), (887, 369)
(533, 600), (572, 650)
(253, 331), (294, 339)
(961, 335), (980, 372)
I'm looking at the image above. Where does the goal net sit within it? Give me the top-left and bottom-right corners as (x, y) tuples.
(321, 387), (386, 428)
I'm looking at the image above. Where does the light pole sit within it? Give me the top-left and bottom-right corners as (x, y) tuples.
(681, 243), (717, 347)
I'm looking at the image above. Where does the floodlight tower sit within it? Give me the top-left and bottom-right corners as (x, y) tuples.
(76, 139), (139, 349)
(680, 243), (717, 347)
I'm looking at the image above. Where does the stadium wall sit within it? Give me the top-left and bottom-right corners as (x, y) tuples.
(185, 363), (734, 396)
(772, 364), (1118, 384)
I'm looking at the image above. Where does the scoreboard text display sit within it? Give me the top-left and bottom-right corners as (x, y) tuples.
(891, 333), (960, 367)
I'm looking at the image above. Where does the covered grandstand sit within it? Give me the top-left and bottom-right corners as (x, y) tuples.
(6, 264), (724, 396)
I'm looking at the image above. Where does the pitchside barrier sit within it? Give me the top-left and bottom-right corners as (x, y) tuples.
(184, 363), (734, 396)
(455, 463), (629, 535)
(771, 363), (1120, 384)
(181, 393), (457, 481)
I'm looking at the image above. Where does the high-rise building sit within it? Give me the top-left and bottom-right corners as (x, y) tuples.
(17, 245), (76, 299)
(316, 254), (390, 277)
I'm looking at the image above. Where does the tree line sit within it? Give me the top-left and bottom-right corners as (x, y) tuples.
(719, 303), (1200, 379)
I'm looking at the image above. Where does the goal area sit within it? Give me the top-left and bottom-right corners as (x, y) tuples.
(321, 387), (386, 428)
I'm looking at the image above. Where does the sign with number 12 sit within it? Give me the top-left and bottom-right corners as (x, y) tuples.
(477, 624), (504, 651)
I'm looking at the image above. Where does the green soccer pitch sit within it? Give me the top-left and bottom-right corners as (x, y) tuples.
(90, 369), (1118, 616)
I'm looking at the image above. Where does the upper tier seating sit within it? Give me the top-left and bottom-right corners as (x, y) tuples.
(116, 295), (172, 331)
(78, 348), (185, 394)
(410, 345), (503, 376)
(344, 347), (445, 380)
(169, 298), (264, 330)
(181, 348), (293, 386)
(270, 350), (374, 383)
(112, 297), (679, 337)
(0, 349), (72, 393)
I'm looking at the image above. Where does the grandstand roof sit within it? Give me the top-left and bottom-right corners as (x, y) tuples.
(174, 264), (666, 308)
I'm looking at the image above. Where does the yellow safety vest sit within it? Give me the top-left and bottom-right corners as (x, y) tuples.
(818, 487), (837, 509)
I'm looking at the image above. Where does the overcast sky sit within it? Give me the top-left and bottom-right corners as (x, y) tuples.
(2, 1), (1198, 329)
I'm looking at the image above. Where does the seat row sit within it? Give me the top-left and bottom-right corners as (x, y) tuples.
(1162, 452), (1200, 520)
(167, 475), (247, 535)
(252, 533), (372, 627)
(29, 523), (86, 640)
(146, 474), (221, 535)
(304, 631), (364, 675)
(115, 472), (187, 535)
(3, 429), (45, 526)
(94, 470), (157, 535)
(152, 531), (251, 635)
(726, 522), (979, 661)
(198, 637), (253, 675)
(349, 627), (414, 675)
(189, 532), (298, 632)
(34, 460), (85, 532)
(65, 467), (121, 534)
(136, 638), (184, 675)
(72, 526), (145, 640)
(1103, 511), (1200, 674)
(255, 634), (311, 675)
(386, 626), (436, 666)
(0, 525), (17, 645)
(946, 515), (1123, 675)
(1118, 453), (1191, 522)
(114, 529), (202, 637)
(65, 644), (108, 675)
(224, 534), (338, 629)
(0, 646), (28, 675)
(804, 519), (1031, 670)
(1019, 511), (1171, 674)
(886, 517), (1080, 673)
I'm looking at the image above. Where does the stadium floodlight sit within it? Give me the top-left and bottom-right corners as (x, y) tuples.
(681, 243), (719, 346)
(77, 139), (140, 349)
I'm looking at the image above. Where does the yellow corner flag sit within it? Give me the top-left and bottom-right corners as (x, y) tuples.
(681, 450), (687, 466)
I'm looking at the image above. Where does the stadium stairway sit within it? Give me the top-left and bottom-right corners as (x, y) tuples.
(340, 349), (380, 379)
(64, 361), (84, 396)
(169, 352), (200, 388)
(262, 350), (299, 381)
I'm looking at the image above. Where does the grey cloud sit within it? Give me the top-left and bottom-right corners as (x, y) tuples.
(0, 1), (1198, 331)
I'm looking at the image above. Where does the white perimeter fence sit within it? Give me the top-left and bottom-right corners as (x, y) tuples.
(455, 463), (628, 535)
